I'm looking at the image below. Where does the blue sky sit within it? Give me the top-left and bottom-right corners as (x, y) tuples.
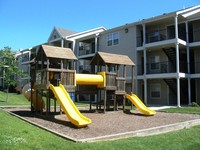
(0, 0), (199, 51)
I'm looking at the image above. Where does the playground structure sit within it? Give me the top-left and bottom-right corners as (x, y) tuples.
(23, 45), (155, 127)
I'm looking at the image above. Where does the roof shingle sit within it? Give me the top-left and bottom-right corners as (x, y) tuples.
(90, 52), (135, 66)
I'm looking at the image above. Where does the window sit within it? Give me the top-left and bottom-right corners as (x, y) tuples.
(113, 32), (119, 45)
(150, 56), (160, 70)
(107, 32), (119, 46)
(107, 34), (113, 46)
(150, 83), (161, 98)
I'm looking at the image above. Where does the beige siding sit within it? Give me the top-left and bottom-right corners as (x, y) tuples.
(147, 79), (168, 105)
(99, 26), (136, 78)
(49, 30), (61, 41)
(147, 50), (168, 63)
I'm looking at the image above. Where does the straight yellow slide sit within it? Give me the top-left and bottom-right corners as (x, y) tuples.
(125, 94), (156, 116)
(49, 84), (91, 127)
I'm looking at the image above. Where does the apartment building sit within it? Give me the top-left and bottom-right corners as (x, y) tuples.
(16, 5), (200, 106)
(135, 6), (200, 106)
(48, 26), (106, 73)
(98, 5), (200, 106)
(15, 49), (32, 91)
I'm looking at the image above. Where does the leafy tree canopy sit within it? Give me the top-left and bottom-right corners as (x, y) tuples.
(0, 46), (25, 88)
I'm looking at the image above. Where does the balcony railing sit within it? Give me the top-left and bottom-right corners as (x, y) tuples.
(137, 28), (186, 47)
(79, 47), (95, 56)
(146, 29), (168, 43)
(146, 61), (176, 74)
(137, 61), (188, 75)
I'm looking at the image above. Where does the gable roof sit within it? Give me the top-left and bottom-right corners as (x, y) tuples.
(55, 27), (77, 37)
(39, 45), (77, 60)
(48, 27), (77, 42)
(90, 52), (135, 66)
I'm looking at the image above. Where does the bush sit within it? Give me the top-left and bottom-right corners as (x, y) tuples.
(191, 102), (199, 107)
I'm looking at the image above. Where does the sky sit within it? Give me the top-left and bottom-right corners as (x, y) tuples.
(0, 0), (200, 51)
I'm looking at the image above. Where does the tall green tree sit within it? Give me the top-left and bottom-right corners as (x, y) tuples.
(0, 46), (25, 90)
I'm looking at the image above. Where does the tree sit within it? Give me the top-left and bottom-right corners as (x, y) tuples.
(0, 47), (26, 98)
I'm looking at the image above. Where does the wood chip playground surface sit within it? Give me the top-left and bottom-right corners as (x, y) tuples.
(2, 106), (200, 142)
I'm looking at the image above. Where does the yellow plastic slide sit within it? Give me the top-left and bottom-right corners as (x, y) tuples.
(125, 94), (156, 115)
(49, 84), (91, 127)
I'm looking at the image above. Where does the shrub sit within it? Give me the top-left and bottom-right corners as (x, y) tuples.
(191, 102), (199, 107)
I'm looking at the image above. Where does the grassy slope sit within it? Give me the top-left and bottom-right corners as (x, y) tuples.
(0, 91), (89, 107)
(0, 91), (29, 106)
(0, 109), (200, 150)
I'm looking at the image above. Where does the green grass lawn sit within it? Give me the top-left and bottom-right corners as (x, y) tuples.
(0, 109), (200, 150)
(0, 92), (200, 149)
(0, 91), (89, 107)
(0, 91), (29, 106)
(161, 107), (200, 114)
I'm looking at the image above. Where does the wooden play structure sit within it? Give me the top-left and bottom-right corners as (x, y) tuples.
(24, 45), (155, 127)
(30, 45), (136, 113)
(30, 45), (77, 113)
(90, 52), (135, 112)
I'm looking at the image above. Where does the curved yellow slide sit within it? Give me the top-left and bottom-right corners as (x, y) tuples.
(22, 83), (44, 111)
(125, 94), (156, 115)
(49, 84), (91, 127)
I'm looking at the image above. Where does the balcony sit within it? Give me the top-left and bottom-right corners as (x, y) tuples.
(147, 61), (176, 74)
(137, 28), (186, 47)
(146, 29), (169, 44)
(137, 61), (188, 75)
(79, 46), (95, 56)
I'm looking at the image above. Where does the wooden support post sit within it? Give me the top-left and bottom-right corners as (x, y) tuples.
(123, 95), (126, 112)
(124, 65), (127, 93)
(54, 98), (56, 113)
(90, 97), (92, 111)
(105, 64), (108, 72)
(104, 90), (107, 113)
(46, 90), (48, 116)
(60, 106), (62, 115)
(99, 90), (102, 110)
(131, 66), (134, 92)
(48, 90), (51, 114)
(114, 94), (117, 111)
(96, 90), (99, 111)
(124, 65), (126, 78)
(36, 89), (38, 112)
(117, 65), (120, 77)
(130, 66), (134, 110)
